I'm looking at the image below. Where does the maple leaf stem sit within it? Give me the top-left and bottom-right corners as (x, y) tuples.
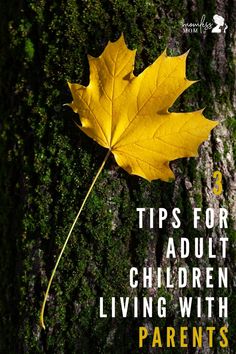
(40, 149), (111, 330)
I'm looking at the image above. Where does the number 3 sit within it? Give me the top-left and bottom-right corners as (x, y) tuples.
(213, 171), (223, 195)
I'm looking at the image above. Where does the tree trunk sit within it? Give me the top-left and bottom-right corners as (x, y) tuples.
(0, 1), (235, 353)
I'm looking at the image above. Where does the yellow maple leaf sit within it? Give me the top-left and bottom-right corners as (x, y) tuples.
(68, 34), (218, 181)
(40, 35), (218, 329)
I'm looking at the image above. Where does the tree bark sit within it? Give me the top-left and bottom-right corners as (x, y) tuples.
(0, 0), (235, 353)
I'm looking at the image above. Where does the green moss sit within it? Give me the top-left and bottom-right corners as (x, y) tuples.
(0, 0), (235, 353)
(24, 38), (35, 60)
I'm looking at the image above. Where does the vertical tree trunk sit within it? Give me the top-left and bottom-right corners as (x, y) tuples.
(0, 1), (235, 353)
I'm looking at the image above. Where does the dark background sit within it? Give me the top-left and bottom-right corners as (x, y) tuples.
(0, 0), (235, 353)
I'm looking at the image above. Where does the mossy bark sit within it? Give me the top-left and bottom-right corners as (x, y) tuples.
(0, 1), (235, 353)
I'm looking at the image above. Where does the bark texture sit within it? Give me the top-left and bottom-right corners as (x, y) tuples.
(0, 0), (235, 353)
